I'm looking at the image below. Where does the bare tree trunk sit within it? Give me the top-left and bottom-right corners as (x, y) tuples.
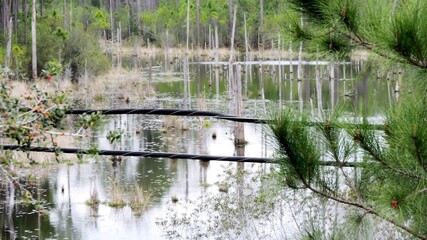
(244, 12), (249, 57)
(278, 33), (282, 109)
(196, 0), (200, 47)
(214, 24), (219, 62)
(186, 0), (189, 52)
(329, 64), (335, 111)
(6, 181), (16, 240)
(228, 0), (233, 38)
(32, 0), (37, 80)
(0, 2), (3, 32)
(2, 0), (10, 34)
(13, 0), (18, 35)
(109, 0), (114, 41)
(234, 64), (245, 146)
(165, 28), (169, 68)
(136, 0), (141, 36)
(259, 0), (264, 48)
(40, 0), (44, 17)
(126, 0), (131, 37)
(5, 17), (13, 71)
(391, 0), (398, 18)
(63, 0), (67, 27)
(229, 6), (237, 62)
(315, 47), (323, 118)
(69, 0), (73, 30)
(23, 0), (28, 45)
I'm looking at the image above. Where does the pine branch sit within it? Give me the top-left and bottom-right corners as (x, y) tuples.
(354, 128), (427, 181)
(411, 124), (427, 173)
(320, 122), (360, 197)
(304, 181), (427, 240)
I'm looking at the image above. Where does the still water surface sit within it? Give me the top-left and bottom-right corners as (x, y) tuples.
(0, 53), (400, 239)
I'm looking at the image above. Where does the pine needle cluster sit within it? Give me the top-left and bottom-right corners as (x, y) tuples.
(269, 98), (427, 238)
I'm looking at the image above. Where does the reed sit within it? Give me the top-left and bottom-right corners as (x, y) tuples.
(108, 180), (126, 208)
(129, 185), (151, 209)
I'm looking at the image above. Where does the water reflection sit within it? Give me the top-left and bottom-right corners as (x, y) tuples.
(0, 52), (401, 239)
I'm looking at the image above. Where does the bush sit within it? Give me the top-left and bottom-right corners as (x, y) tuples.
(62, 26), (110, 81)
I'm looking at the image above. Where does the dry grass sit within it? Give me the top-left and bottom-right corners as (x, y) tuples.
(129, 185), (151, 209)
(162, 116), (185, 131)
(108, 180), (126, 208)
(103, 38), (305, 61)
(79, 67), (156, 105)
(9, 78), (75, 99)
(119, 45), (302, 61)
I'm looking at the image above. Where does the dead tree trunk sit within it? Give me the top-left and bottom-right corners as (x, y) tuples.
(259, 0), (264, 48)
(196, 0), (200, 47)
(228, 0), (233, 41)
(109, 0), (114, 41)
(23, 0), (28, 45)
(63, 0), (67, 27)
(5, 17), (13, 71)
(32, 0), (37, 80)
(136, 0), (141, 36)
(12, 0), (18, 35)
(2, 0), (10, 34)
(40, 0), (44, 17)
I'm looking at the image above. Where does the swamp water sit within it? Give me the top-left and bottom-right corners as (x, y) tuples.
(1, 54), (401, 239)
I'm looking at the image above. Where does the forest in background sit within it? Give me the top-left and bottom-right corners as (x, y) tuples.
(0, 0), (292, 80)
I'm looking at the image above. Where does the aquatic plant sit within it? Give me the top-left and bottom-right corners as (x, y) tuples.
(129, 185), (151, 209)
(156, 165), (280, 239)
(156, 164), (400, 239)
(108, 180), (126, 208)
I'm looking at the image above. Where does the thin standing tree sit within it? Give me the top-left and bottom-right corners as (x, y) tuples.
(259, 0), (264, 48)
(136, 0), (141, 36)
(196, 0), (200, 47)
(31, 0), (37, 80)
(5, 17), (13, 71)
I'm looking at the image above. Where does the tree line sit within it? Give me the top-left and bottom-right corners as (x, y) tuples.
(0, 0), (294, 80)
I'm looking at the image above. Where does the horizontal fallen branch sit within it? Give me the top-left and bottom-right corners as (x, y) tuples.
(66, 108), (385, 130)
(0, 144), (361, 167)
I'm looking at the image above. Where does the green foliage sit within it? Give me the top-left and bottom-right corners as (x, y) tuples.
(288, 0), (328, 21)
(0, 3), (111, 80)
(85, 144), (100, 157)
(107, 129), (123, 144)
(0, 150), (14, 166)
(335, 0), (359, 33)
(0, 47), (5, 65)
(388, 1), (427, 67)
(286, 0), (427, 68)
(270, 100), (427, 238)
(52, 27), (69, 41)
(289, 17), (313, 41)
(92, 9), (110, 30)
(269, 110), (320, 187)
(42, 59), (63, 77)
(0, 77), (73, 163)
(79, 112), (104, 130)
(278, 0), (427, 238)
